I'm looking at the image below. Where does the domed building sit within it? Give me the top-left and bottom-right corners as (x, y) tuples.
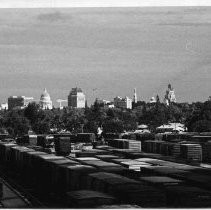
(39, 88), (53, 109)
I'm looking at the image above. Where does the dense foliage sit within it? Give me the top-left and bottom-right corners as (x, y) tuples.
(0, 100), (211, 137)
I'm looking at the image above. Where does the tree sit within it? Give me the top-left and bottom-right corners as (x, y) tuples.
(32, 120), (51, 134)
(191, 120), (211, 132)
(103, 119), (124, 133)
(185, 101), (211, 132)
(24, 102), (40, 124)
(3, 109), (30, 137)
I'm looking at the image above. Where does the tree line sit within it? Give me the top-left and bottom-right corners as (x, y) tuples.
(0, 99), (211, 137)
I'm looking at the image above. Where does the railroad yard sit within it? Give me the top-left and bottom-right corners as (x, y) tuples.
(0, 132), (211, 208)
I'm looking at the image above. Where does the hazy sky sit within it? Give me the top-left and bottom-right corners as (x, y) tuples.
(1, 0), (211, 8)
(0, 7), (211, 106)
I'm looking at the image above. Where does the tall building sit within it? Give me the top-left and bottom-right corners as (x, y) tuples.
(164, 84), (176, 105)
(68, 87), (86, 108)
(8, 96), (33, 110)
(114, 96), (132, 109)
(39, 88), (53, 110)
(133, 88), (138, 103)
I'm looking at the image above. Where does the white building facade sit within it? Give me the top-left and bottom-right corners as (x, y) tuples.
(164, 84), (176, 105)
(0, 103), (8, 110)
(114, 96), (132, 109)
(39, 88), (53, 109)
(133, 88), (137, 103)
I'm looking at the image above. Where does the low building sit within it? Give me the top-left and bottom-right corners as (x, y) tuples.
(134, 124), (150, 134)
(0, 103), (8, 110)
(94, 98), (114, 108)
(156, 123), (186, 133)
(114, 96), (132, 109)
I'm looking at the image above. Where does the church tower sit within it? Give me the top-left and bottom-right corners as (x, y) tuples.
(164, 84), (176, 105)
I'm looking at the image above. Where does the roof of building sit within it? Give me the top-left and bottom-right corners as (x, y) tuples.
(9, 96), (25, 99)
(70, 87), (83, 94)
(40, 88), (50, 99)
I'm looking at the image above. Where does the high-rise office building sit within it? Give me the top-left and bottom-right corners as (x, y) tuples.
(68, 87), (86, 108)
(114, 96), (132, 109)
(8, 96), (33, 110)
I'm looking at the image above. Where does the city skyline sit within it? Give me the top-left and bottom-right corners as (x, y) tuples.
(0, 7), (211, 105)
(3, 85), (173, 108)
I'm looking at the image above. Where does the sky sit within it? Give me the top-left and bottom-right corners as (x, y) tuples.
(0, 6), (211, 106)
(1, 0), (211, 8)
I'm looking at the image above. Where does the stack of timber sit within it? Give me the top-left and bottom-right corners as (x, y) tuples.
(75, 149), (110, 157)
(77, 158), (126, 175)
(54, 136), (71, 156)
(64, 164), (98, 192)
(152, 166), (190, 179)
(206, 141), (211, 163)
(52, 159), (80, 195)
(139, 176), (183, 187)
(95, 154), (120, 162)
(165, 186), (211, 207)
(66, 190), (116, 208)
(180, 143), (202, 163)
(107, 139), (141, 150)
(0, 142), (17, 165)
(98, 204), (141, 208)
(87, 172), (166, 207)
(120, 160), (151, 171)
(37, 135), (54, 148)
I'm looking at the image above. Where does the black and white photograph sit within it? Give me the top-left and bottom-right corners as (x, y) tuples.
(0, 0), (211, 208)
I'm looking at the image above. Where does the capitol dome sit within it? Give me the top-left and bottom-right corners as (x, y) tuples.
(39, 88), (53, 109)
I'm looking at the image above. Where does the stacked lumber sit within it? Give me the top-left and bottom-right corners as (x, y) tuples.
(66, 190), (116, 208)
(54, 136), (71, 156)
(206, 141), (211, 163)
(107, 139), (141, 150)
(120, 160), (150, 171)
(165, 186), (211, 207)
(180, 144), (202, 163)
(37, 135), (54, 148)
(75, 149), (110, 157)
(87, 172), (166, 207)
(139, 176), (183, 187)
(95, 155), (120, 162)
(65, 165), (98, 191)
